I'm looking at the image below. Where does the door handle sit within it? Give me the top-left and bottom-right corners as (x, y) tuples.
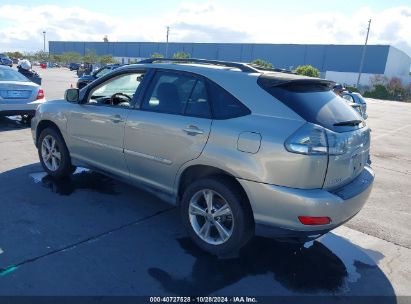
(183, 125), (204, 135)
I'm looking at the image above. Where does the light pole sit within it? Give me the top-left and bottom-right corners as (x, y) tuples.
(43, 31), (46, 53)
(165, 26), (170, 58)
(356, 19), (371, 89)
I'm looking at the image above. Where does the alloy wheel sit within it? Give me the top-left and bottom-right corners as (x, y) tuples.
(189, 189), (234, 245)
(41, 135), (61, 172)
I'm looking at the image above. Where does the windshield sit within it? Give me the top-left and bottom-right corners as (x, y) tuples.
(0, 68), (29, 82)
(96, 67), (115, 78)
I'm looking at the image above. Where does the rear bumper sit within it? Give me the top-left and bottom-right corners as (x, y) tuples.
(0, 99), (45, 115)
(238, 165), (374, 239)
(0, 110), (36, 116)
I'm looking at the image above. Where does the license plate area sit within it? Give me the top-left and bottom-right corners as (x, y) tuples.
(0, 90), (31, 99)
(351, 151), (366, 178)
(323, 126), (371, 190)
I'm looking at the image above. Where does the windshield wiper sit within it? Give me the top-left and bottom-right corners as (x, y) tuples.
(333, 120), (362, 126)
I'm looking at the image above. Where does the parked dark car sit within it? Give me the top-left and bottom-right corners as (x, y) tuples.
(0, 54), (13, 67)
(69, 63), (81, 71)
(77, 64), (121, 89)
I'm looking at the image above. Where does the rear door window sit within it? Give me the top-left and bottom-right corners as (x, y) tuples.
(141, 71), (211, 118)
(184, 80), (211, 118)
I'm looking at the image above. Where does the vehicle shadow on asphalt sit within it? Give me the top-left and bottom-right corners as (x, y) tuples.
(0, 116), (31, 131)
(149, 233), (395, 298)
(148, 234), (395, 297)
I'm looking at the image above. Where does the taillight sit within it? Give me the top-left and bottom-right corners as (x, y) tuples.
(285, 123), (349, 156)
(298, 216), (331, 225)
(285, 123), (327, 155)
(36, 88), (44, 100)
(326, 130), (349, 155)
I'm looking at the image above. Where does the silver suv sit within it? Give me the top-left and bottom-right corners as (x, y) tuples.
(31, 59), (374, 255)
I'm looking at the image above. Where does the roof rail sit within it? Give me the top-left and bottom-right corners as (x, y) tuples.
(248, 64), (296, 74)
(137, 58), (260, 73)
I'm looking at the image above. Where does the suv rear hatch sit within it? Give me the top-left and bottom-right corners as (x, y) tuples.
(258, 74), (370, 190)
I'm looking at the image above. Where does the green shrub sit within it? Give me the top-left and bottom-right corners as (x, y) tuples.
(251, 59), (273, 69)
(363, 85), (392, 99)
(99, 55), (116, 65)
(172, 52), (190, 59)
(151, 53), (164, 58)
(363, 79), (411, 102)
(294, 65), (320, 78)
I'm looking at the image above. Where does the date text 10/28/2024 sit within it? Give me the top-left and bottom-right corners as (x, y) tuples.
(149, 297), (258, 303)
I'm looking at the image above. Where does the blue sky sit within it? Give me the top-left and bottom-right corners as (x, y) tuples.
(5, 0), (411, 16)
(1, 0), (410, 56)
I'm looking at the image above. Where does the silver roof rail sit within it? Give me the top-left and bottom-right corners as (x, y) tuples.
(137, 58), (260, 73)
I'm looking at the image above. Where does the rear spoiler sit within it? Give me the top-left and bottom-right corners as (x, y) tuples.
(258, 75), (335, 90)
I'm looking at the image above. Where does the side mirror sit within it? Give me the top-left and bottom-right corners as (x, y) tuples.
(64, 88), (79, 103)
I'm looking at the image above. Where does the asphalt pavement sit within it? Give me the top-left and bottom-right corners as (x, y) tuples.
(0, 67), (410, 300)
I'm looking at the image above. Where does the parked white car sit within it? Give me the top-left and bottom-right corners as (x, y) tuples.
(0, 65), (45, 118)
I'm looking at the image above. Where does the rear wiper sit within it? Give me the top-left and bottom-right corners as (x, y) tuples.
(333, 120), (362, 126)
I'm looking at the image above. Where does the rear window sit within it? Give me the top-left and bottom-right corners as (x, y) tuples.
(260, 81), (361, 131)
(356, 94), (367, 104)
(0, 68), (29, 82)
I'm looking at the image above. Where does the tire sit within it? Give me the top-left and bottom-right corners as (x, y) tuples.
(21, 115), (33, 124)
(180, 177), (254, 255)
(38, 127), (75, 179)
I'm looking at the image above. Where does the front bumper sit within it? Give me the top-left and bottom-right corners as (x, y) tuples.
(238, 165), (374, 239)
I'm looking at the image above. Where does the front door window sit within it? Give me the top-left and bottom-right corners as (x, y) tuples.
(88, 72), (145, 107)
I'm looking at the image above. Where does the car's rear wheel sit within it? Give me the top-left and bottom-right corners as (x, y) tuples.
(38, 127), (75, 178)
(181, 177), (254, 255)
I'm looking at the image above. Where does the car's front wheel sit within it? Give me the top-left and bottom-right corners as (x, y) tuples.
(38, 127), (75, 179)
(181, 177), (254, 255)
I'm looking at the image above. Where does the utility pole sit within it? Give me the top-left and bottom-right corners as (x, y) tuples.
(43, 31), (46, 53)
(356, 19), (371, 89)
(165, 26), (170, 58)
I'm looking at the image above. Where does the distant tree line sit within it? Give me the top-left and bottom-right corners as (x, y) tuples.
(4, 50), (117, 65)
(7, 50), (328, 80)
